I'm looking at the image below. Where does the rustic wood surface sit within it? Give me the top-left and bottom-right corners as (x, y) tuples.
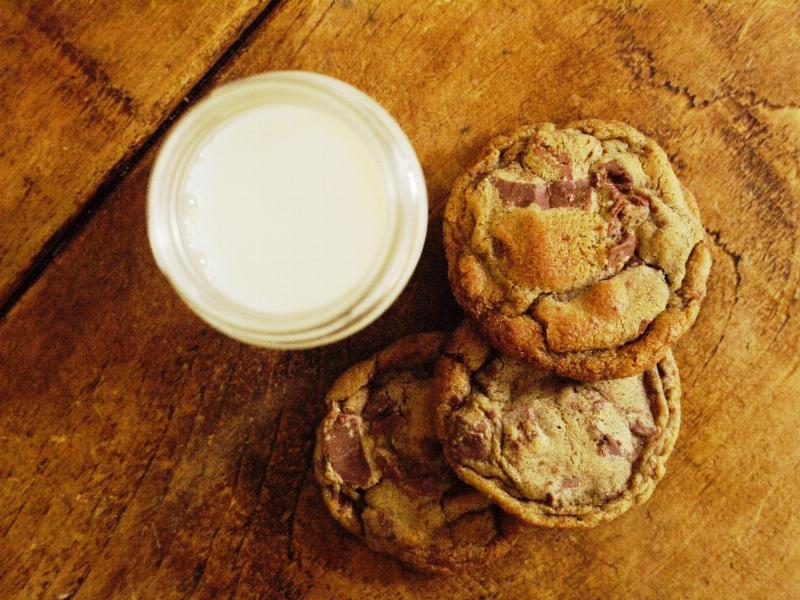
(2, 1), (799, 598)
(0, 0), (274, 309)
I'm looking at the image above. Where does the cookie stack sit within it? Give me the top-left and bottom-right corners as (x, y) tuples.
(315, 120), (711, 574)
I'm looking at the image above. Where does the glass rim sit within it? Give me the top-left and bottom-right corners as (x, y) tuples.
(148, 71), (427, 345)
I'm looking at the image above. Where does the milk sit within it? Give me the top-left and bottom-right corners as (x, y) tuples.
(180, 104), (389, 315)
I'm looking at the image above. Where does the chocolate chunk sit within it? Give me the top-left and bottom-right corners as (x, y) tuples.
(532, 184), (549, 208)
(603, 160), (633, 194)
(549, 179), (592, 208)
(609, 191), (627, 219)
(607, 233), (637, 268)
(326, 413), (372, 486)
(557, 152), (573, 179)
(631, 419), (658, 437)
(449, 415), (492, 462)
(365, 390), (403, 437)
(492, 176), (591, 210)
(606, 185), (627, 236)
(491, 177), (547, 208)
(630, 191), (650, 207)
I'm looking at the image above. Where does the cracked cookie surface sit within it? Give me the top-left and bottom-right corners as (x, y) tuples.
(435, 321), (681, 528)
(314, 332), (521, 574)
(443, 119), (712, 380)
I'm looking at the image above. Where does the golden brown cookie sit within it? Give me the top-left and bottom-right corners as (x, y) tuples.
(443, 119), (711, 380)
(314, 332), (521, 574)
(435, 321), (681, 528)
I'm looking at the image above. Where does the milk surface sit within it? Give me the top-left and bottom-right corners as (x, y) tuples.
(181, 104), (389, 314)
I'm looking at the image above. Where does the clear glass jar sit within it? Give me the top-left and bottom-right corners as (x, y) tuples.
(148, 72), (427, 349)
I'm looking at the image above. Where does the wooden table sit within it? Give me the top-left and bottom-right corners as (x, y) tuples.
(1, 1), (798, 598)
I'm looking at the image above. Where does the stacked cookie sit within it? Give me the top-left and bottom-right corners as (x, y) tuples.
(315, 120), (711, 573)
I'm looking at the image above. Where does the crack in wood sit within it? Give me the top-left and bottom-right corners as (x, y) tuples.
(286, 1), (336, 66)
(619, 33), (799, 115)
(0, 499), (28, 539)
(67, 397), (178, 598)
(285, 461), (312, 564)
(221, 406), (287, 599)
(690, 228), (743, 387)
(185, 356), (269, 599)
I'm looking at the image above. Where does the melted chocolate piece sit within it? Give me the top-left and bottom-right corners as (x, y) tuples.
(365, 389), (404, 438)
(557, 152), (574, 179)
(491, 178), (546, 208)
(326, 414), (372, 486)
(603, 160), (633, 194)
(548, 179), (592, 208)
(594, 162), (649, 233)
(448, 415), (492, 462)
(630, 191), (650, 207)
(532, 184), (550, 208)
(492, 177), (591, 210)
(607, 233), (638, 268)
(609, 191), (627, 218)
(607, 218), (622, 237)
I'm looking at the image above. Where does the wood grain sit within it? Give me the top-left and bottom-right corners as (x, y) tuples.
(0, 0), (274, 310)
(2, 0), (800, 598)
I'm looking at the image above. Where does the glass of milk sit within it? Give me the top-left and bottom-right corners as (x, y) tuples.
(148, 72), (427, 348)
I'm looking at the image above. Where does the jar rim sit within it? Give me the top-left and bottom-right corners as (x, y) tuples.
(148, 71), (427, 347)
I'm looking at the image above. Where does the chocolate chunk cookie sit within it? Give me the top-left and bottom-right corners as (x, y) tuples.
(435, 321), (681, 528)
(315, 332), (521, 574)
(443, 120), (711, 380)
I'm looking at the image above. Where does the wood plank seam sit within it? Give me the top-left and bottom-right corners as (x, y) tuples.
(0, 0), (285, 325)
